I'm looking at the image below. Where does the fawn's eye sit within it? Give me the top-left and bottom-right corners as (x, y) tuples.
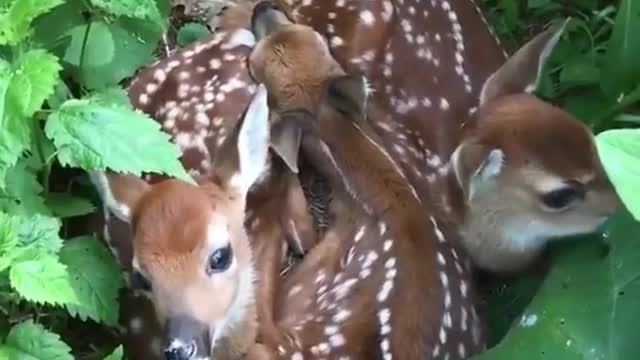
(131, 271), (152, 292)
(207, 245), (233, 275)
(540, 183), (585, 210)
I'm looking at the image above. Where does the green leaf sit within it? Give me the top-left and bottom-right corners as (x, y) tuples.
(63, 22), (116, 68)
(8, 49), (61, 117)
(471, 209), (640, 360)
(46, 81), (72, 110)
(33, 0), (164, 90)
(559, 59), (600, 86)
(601, 0), (640, 97)
(0, 213), (18, 272)
(88, 87), (133, 110)
(1, 160), (51, 216)
(0, 59), (30, 188)
(77, 19), (163, 90)
(595, 129), (640, 221)
(177, 22), (211, 47)
(12, 214), (62, 255)
(0, 0), (65, 46)
(103, 345), (124, 360)
(0, 320), (73, 360)
(90, 0), (163, 23)
(10, 253), (78, 306)
(45, 98), (194, 182)
(59, 236), (124, 325)
(45, 193), (96, 218)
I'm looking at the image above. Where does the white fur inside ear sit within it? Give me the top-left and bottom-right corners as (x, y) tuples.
(222, 28), (256, 50)
(231, 84), (270, 195)
(88, 171), (132, 223)
(478, 72), (497, 106)
(469, 149), (505, 201)
(476, 149), (505, 181)
(527, 19), (569, 94)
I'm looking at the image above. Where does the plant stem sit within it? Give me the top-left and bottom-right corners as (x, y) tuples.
(593, 86), (640, 132)
(78, 19), (93, 72)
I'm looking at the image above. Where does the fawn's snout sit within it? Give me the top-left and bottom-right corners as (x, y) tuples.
(251, 0), (291, 40)
(163, 315), (211, 360)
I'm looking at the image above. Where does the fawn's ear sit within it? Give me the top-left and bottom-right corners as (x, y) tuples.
(451, 141), (505, 201)
(270, 113), (302, 174)
(479, 18), (569, 105)
(216, 84), (271, 197)
(325, 74), (369, 120)
(89, 171), (151, 223)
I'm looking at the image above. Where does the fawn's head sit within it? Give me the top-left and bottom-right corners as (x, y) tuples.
(450, 20), (619, 269)
(247, 1), (345, 111)
(91, 86), (271, 360)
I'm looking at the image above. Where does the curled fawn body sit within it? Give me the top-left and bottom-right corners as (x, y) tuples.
(243, 3), (484, 359)
(256, 0), (620, 273)
(92, 10), (318, 359)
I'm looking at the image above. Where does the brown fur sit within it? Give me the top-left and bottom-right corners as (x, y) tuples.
(93, 4), (319, 357)
(243, 6), (484, 359)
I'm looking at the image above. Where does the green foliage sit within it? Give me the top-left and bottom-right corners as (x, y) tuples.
(59, 236), (124, 326)
(596, 129), (640, 221)
(177, 22), (211, 47)
(0, 0), (189, 357)
(9, 253), (78, 306)
(45, 95), (193, 182)
(90, 0), (163, 23)
(0, 320), (73, 360)
(0, 0), (65, 46)
(471, 210), (640, 360)
(102, 345), (124, 360)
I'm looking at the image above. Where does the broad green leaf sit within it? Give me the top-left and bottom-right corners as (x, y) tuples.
(471, 210), (640, 360)
(32, 0), (87, 53)
(103, 345), (124, 360)
(63, 22), (116, 68)
(77, 19), (163, 90)
(10, 253), (78, 306)
(563, 87), (615, 125)
(46, 193), (96, 218)
(12, 214), (62, 255)
(559, 59), (600, 86)
(601, 0), (640, 97)
(0, 212), (18, 272)
(1, 160), (51, 216)
(0, 0), (65, 45)
(59, 236), (124, 325)
(177, 22), (211, 47)
(1, 320), (73, 360)
(33, 0), (164, 90)
(45, 98), (193, 182)
(90, 0), (163, 23)
(0, 59), (30, 188)
(46, 81), (72, 110)
(595, 129), (640, 221)
(8, 49), (61, 117)
(88, 87), (133, 110)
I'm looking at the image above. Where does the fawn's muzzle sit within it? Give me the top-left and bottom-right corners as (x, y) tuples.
(251, 0), (291, 40)
(163, 315), (211, 360)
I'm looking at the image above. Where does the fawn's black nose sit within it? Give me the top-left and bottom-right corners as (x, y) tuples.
(251, 1), (291, 40)
(252, 1), (280, 19)
(164, 341), (195, 360)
